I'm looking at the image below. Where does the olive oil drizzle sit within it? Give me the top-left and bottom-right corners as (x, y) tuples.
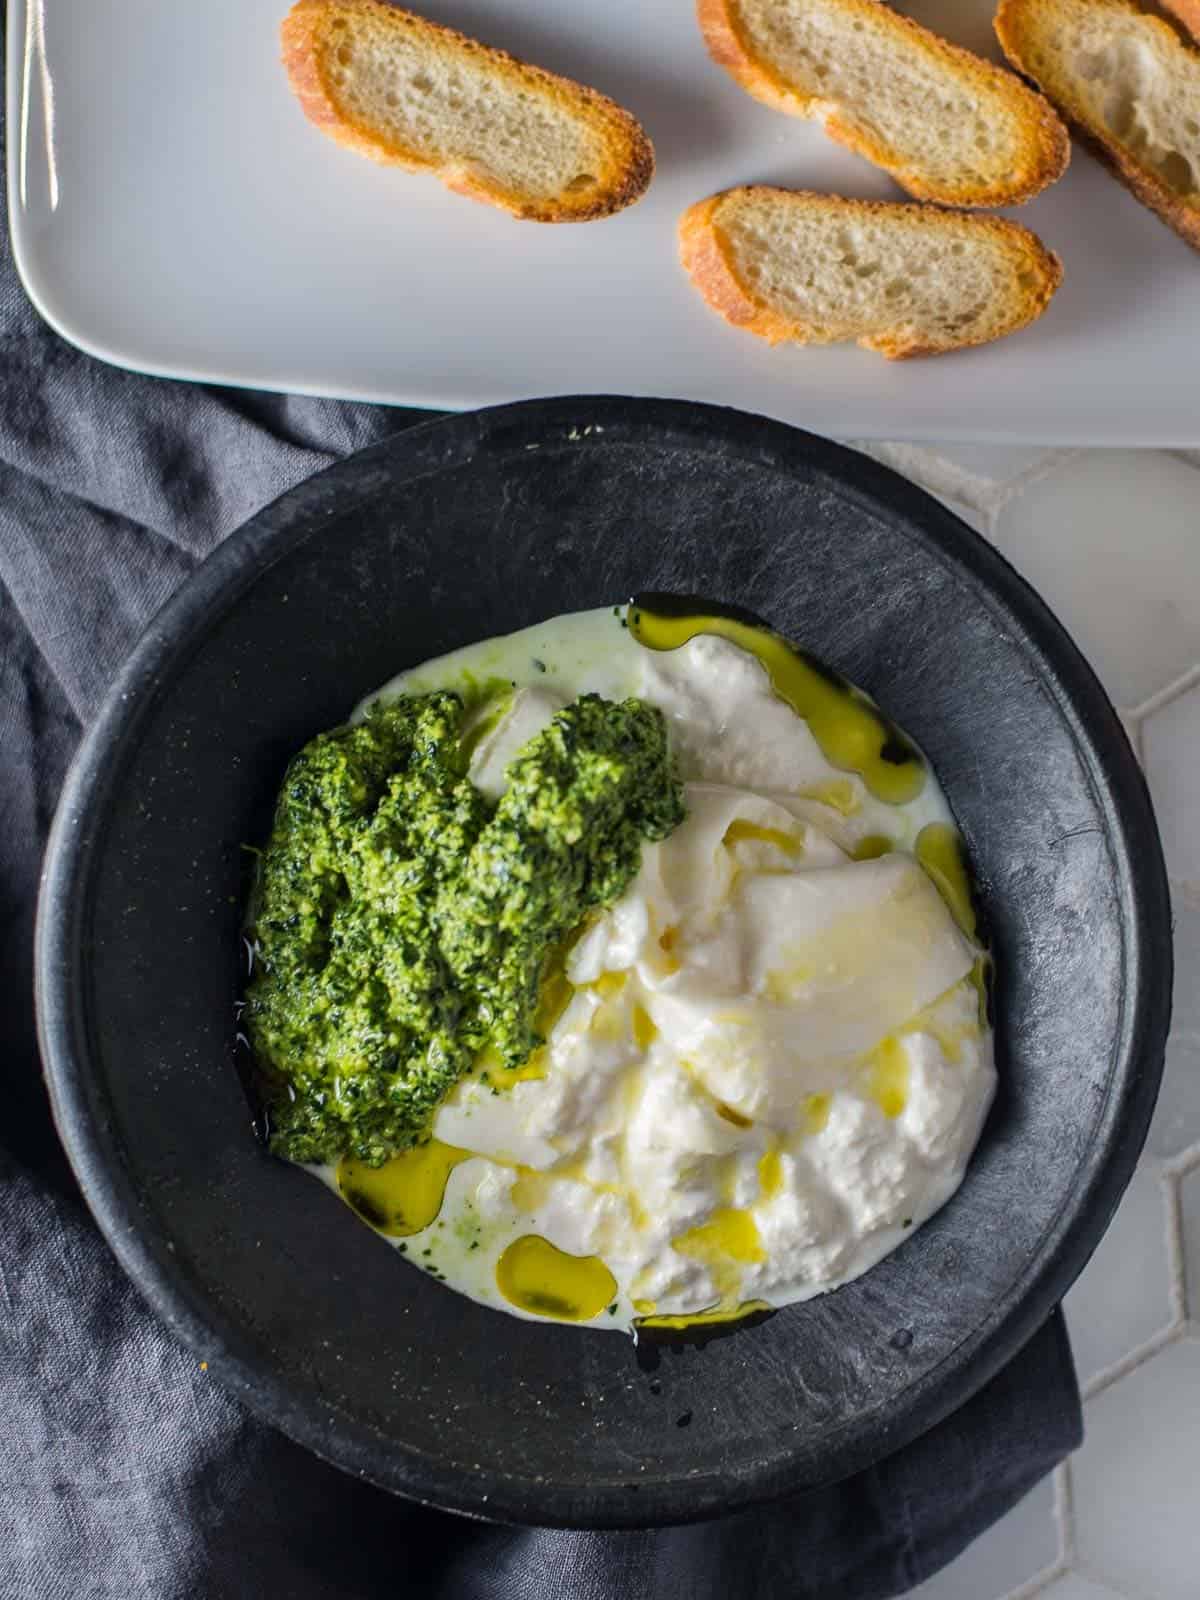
(338, 1140), (470, 1237)
(914, 822), (977, 941)
(495, 1235), (617, 1321)
(627, 598), (926, 805)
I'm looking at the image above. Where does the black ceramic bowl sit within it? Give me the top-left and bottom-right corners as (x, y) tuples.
(36, 398), (1170, 1529)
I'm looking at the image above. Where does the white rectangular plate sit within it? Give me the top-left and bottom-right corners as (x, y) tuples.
(9, 0), (1200, 442)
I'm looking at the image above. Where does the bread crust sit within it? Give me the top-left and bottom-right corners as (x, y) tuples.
(1160, 0), (1200, 45)
(281, 0), (654, 222)
(697, 0), (1068, 207)
(678, 187), (1063, 360)
(996, 0), (1200, 252)
(678, 193), (802, 345)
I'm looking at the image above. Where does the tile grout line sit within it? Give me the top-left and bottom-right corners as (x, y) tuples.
(849, 445), (1077, 524)
(1074, 1555), (1147, 1600)
(981, 499), (1004, 543)
(1054, 1460), (1076, 1567)
(1117, 709), (1144, 766)
(1000, 1560), (1068, 1600)
(1163, 1168), (1190, 1325)
(997, 1459), (1080, 1599)
(982, 450), (1082, 520)
(1126, 661), (1200, 724)
(1164, 1140), (1200, 1179)
(1081, 1321), (1182, 1402)
(849, 443), (996, 520)
(1077, 1161), (1191, 1402)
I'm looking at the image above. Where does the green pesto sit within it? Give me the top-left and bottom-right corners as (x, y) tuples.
(245, 690), (684, 1167)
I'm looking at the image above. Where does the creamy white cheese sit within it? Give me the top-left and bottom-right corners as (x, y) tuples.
(322, 607), (996, 1333)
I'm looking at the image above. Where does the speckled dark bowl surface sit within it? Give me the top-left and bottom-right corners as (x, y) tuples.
(36, 398), (1170, 1528)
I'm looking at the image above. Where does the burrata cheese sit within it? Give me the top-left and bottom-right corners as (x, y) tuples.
(316, 605), (995, 1334)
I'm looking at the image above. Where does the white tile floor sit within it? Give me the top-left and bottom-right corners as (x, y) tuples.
(850, 443), (1200, 1600)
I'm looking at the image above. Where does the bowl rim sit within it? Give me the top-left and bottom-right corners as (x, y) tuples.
(34, 396), (1173, 1528)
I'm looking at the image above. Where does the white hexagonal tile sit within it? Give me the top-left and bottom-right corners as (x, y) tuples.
(855, 440), (1070, 522)
(1144, 690), (1200, 887)
(1147, 886), (1200, 1161)
(1181, 1168), (1200, 1323)
(904, 1475), (1058, 1599)
(908, 445), (1071, 492)
(908, 444), (1068, 486)
(1063, 1166), (1173, 1386)
(1035, 1575), (1124, 1600)
(1072, 1337), (1200, 1600)
(991, 452), (1200, 710)
(850, 441), (991, 530)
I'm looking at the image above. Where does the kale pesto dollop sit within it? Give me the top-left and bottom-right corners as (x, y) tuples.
(245, 690), (684, 1167)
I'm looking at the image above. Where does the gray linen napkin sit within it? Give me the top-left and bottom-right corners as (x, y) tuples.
(0, 49), (1080, 1600)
